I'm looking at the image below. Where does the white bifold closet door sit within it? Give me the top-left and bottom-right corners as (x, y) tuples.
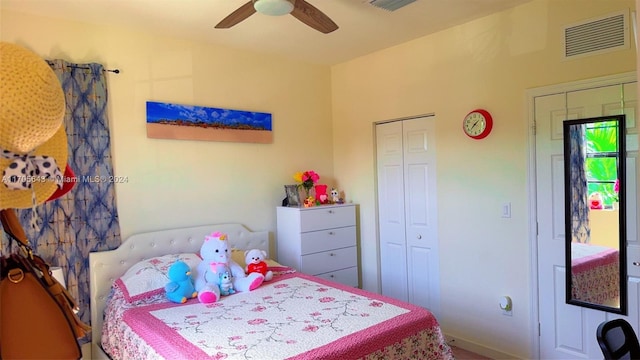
(376, 116), (440, 317)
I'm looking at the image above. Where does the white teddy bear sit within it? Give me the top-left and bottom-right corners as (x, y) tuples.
(244, 249), (273, 281)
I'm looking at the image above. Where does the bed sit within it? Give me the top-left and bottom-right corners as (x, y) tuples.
(89, 223), (454, 360)
(570, 242), (619, 306)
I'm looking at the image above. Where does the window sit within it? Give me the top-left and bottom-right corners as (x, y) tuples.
(585, 120), (619, 208)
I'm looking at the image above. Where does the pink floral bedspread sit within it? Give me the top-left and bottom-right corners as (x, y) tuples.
(102, 268), (453, 360)
(571, 243), (619, 305)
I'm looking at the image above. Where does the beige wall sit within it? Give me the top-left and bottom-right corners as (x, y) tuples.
(0, 10), (335, 248)
(589, 209), (620, 248)
(331, 0), (635, 357)
(2, 0), (637, 358)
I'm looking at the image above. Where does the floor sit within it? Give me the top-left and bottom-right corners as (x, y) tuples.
(451, 345), (492, 360)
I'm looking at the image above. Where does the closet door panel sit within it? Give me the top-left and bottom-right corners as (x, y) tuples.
(406, 164), (429, 228)
(403, 119), (437, 249)
(408, 245), (433, 309)
(403, 117), (440, 315)
(377, 121), (408, 301)
(381, 241), (409, 302)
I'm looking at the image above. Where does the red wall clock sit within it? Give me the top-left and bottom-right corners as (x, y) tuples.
(462, 109), (493, 140)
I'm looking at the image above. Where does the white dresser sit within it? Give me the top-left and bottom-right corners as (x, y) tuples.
(276, 204), (359, 287)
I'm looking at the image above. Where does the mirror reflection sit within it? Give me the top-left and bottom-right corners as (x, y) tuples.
(564, 114), (627, 314)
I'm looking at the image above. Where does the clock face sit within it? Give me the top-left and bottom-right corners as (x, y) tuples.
(463, 109), (493, 139)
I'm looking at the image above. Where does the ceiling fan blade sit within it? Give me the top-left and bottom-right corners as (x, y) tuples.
(290, 0), (338, 34)
(215, 1), (257, 29)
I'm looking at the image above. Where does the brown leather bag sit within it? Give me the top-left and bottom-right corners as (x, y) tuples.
(0, 209), (90, 359)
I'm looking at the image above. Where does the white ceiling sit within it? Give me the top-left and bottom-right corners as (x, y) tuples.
(1, 0), (533, 65)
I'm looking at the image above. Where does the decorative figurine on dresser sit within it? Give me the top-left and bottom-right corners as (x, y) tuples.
(276, 203), (359, 287)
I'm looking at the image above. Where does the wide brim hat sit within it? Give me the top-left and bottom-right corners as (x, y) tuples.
(0, 42), (67, 210)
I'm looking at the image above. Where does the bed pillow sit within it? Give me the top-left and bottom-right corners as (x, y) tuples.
(231, 248), (247, 268)
(115, 253), (201, 303)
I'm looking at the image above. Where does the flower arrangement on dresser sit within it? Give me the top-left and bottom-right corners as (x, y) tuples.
(294, 170), (319, 207)
(294, 170), (320, 198)
(285, 170), (345, 207)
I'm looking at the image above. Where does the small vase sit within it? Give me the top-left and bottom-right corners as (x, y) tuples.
(302, 187), (311, 199)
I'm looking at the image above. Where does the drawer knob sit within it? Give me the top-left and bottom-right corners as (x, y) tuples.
(417, 234), (422, 239)
(633, 262), (640, 266)
(328, 231), (334, 235)
(329, 253), (336, 256)
(330, 275), (335, 278)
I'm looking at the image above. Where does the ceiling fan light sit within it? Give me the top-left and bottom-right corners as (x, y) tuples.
(254, 0), (294, 16)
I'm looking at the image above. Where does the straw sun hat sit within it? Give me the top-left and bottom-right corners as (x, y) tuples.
(0, 42), (67, 210)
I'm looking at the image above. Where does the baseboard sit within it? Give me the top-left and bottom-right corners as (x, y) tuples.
(444, 334), (522, 360)
(81, 342), (91, 359)
(90, 343), (111, 360)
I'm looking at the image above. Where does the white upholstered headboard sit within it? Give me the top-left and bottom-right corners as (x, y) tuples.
(89, 223), (269, 358)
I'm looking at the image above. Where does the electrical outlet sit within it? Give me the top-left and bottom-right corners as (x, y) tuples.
(499, 296), (512, 316)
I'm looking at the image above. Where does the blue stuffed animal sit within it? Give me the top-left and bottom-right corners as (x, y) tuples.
(218, 270), (236, 296)
(165, 260), (198, 303)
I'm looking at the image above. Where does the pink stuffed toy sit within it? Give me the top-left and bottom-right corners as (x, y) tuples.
(314, 184), (329, 204)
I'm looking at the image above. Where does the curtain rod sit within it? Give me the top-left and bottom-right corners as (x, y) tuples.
(68, 65), (120, 74)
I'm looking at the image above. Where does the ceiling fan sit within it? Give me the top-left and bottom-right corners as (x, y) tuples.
(215, 0), (339, 34)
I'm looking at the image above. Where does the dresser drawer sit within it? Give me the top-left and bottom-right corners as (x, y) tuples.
(300, 206), (355, 232)
(315, 267), (359, 287)
(300, 226), (356, 255)
(300, 246), (357, 275)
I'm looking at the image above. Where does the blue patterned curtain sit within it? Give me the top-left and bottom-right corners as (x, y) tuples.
(10, 60), (121, 343)
(569, 124), (590, 243)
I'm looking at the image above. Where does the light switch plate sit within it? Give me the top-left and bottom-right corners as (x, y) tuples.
(501, 202), (511, 218)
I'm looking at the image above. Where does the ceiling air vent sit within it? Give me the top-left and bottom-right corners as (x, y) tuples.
(562, 10), (629, 60)
(367, 0), (417, 11)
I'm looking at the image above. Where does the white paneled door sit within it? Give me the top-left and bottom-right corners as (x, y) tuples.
(535, 76), (639, 359)
(376, 116), (440, 317)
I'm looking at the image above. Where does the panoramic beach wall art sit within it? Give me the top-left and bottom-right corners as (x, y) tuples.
(146, 101), (273, 144)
